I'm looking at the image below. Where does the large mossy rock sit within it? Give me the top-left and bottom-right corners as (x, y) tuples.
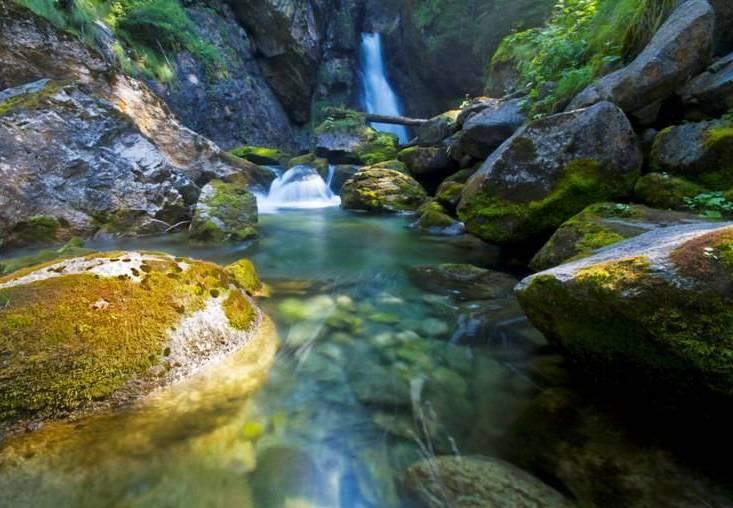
(530, 203), (706, 271)
(457, 102), (642, 245)
(399, 456), (574, 508)
(0, 251), (270, 430)
(314, 112), (399, 165)
(569, 0), (714, 115)
(340, 167), (427, 213)
(0, 79), (199, 245)
(633, 173), (706, 211)
(517, 223), (733, 403)
(397, 145), (453, 177)
(411, 200), (465, 236)
(650, 119), (733, 190)
(189, 180), (258, 242)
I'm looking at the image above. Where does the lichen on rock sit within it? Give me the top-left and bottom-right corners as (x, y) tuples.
(189, 180), (258, 243)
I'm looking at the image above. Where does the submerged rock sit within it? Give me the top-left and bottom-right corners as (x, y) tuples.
(569, 0), (714, 116)
(189, 180), (258, 243)
(457, 102), (642, 244)
(650, 119), (733, 190)
(530, 203), (706, 271)
(400, 456), (574, 508)
(517, 223), (733, 404)
(0, 251), (268, 432)
(341, 167), (427, 213)
(408, 264), (517, 301)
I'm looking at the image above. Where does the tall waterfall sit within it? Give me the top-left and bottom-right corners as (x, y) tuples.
(359, 33), (409, 144)
(254, 165), (341, 213)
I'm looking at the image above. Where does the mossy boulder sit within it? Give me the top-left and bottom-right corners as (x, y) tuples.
(400, 456), (573, 508)
(530, 203), (706, 271)
(457, 102), (642, 245)
(633, 173), (706, 210)
(650, 119), (733, 190)
(411, 200), (465, 236)
(189, 180), (258, 243)
(397, 145), (454, 177)
(314, 111), (399, 165)
(0, 251), (268, 430)
(517, 223), (733, 404)
(340, 167), (427, 214)
(414, 110), (460, 146)
(435, 169), (476, 212)
(228, 146), (287, 166)
(287, 153), (329, 173)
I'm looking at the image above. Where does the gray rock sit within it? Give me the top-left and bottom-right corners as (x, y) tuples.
(415, 111), (460, 146)
(0, 81), (197, 245)
(679, 52), (733, 117)
(341, 167), (427, 213)
(458, 102), (642, 244)
(453, 98), (526, 160)
(398, 146), (454, 176)
(650, 119), (733, 190)
(400, 456), (574, 508)
(568, 0), (714, 115)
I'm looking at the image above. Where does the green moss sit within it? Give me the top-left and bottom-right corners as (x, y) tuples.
(9, 215), (63, 245)
(0, 80), (67, 116)
(314, 108), (367, 135)
(371, 160), (407, 172)
(225, 259), (262, 294)
(0, 253), (255, 422)
(634, 173), (706, 210)
(223, 290), (256, 330)
(228, 146), (287, 166)
(354, 131), (399, 166)
(459, 158), (638, 244)
(435, 181), (465, 210)
(0, 238), (93, 276)
(415, 200), (456, 230)
(190, 180), (258, 243)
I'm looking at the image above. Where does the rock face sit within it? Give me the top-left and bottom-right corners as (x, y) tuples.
(530, 203), (706, 271)
(0, 80), (198, 245)
(680, 52), (733, 117)
(0, 251), (271, 431)
(398, 146), (453, 176)
(341, 167), (427, 213)
(400, 456), (574, 508)
(650, 119), (733, 190)
(457, 102), (642, 245)
(517, 222), (733, 403)
(568, 0), (714, 115)
(452, 98), (526, 160)
(189, 181), (258, 243)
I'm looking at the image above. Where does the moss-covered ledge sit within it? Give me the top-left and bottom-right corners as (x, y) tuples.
(0, 251), (272, 435)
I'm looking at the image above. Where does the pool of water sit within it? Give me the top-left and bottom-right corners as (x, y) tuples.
(0, 209), (731, 507)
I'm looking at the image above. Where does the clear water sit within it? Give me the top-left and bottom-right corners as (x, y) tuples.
(359, 33), (410, 144)
(0, 209), (731, 507)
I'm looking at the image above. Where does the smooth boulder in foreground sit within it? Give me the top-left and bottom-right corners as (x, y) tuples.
(341, 166), (427, 213)
(0, 251), (272, 432)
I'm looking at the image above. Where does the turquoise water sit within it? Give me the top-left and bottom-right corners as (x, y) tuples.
(0, 209), (730, 507)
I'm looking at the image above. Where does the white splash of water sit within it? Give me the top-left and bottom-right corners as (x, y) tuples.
(254, 165), (341, 213)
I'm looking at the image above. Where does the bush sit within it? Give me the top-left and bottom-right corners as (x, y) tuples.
(491, 0), (675, 116)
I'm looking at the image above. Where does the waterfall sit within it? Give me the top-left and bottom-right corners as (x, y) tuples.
(254, 165), (341, 213)
(359, 32), (409, 144)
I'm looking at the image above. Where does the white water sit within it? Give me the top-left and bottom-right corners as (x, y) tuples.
(359, 32), (409, 144)
(254, 165), (341, 213)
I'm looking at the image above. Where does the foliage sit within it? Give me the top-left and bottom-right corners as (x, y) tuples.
(491, 0), (675, 116)
(314, 108), (368, 134)
(13, 0), (224, 81)
(683, 192), (733, 219)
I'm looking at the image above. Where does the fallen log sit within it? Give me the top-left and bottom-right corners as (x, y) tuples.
(363, 113), (428, 126)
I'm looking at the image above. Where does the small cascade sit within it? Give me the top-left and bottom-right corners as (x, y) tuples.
(255, 165), (341, 213)
(359, 32), (409, 144)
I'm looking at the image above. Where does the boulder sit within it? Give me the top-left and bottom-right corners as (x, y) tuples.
(457, 102), (642, 244)
(411, 200), (465, 236)
(400, 456), (574, 508)
(452, 98), (526, 160)
(0, 251), (272, 432)
(568, 0), (714, 115)
(650, 119), (733, 190)
(633, 173), (706, 211)
(415, 110), (460, 146)
(679, 52), (733, 118)
(517, 222), (733, 403)
(503, 389), (731, 508)
(530, 203), (707, 271)
(189, 180), (258, 242)
(228, 146), (287, 166)
(340, 167), (427, 213)
(397, 146), (454, 176)
(408, 264), (517, 301)
(315, 125), (398, 165)
(0, 80), (198, 246)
